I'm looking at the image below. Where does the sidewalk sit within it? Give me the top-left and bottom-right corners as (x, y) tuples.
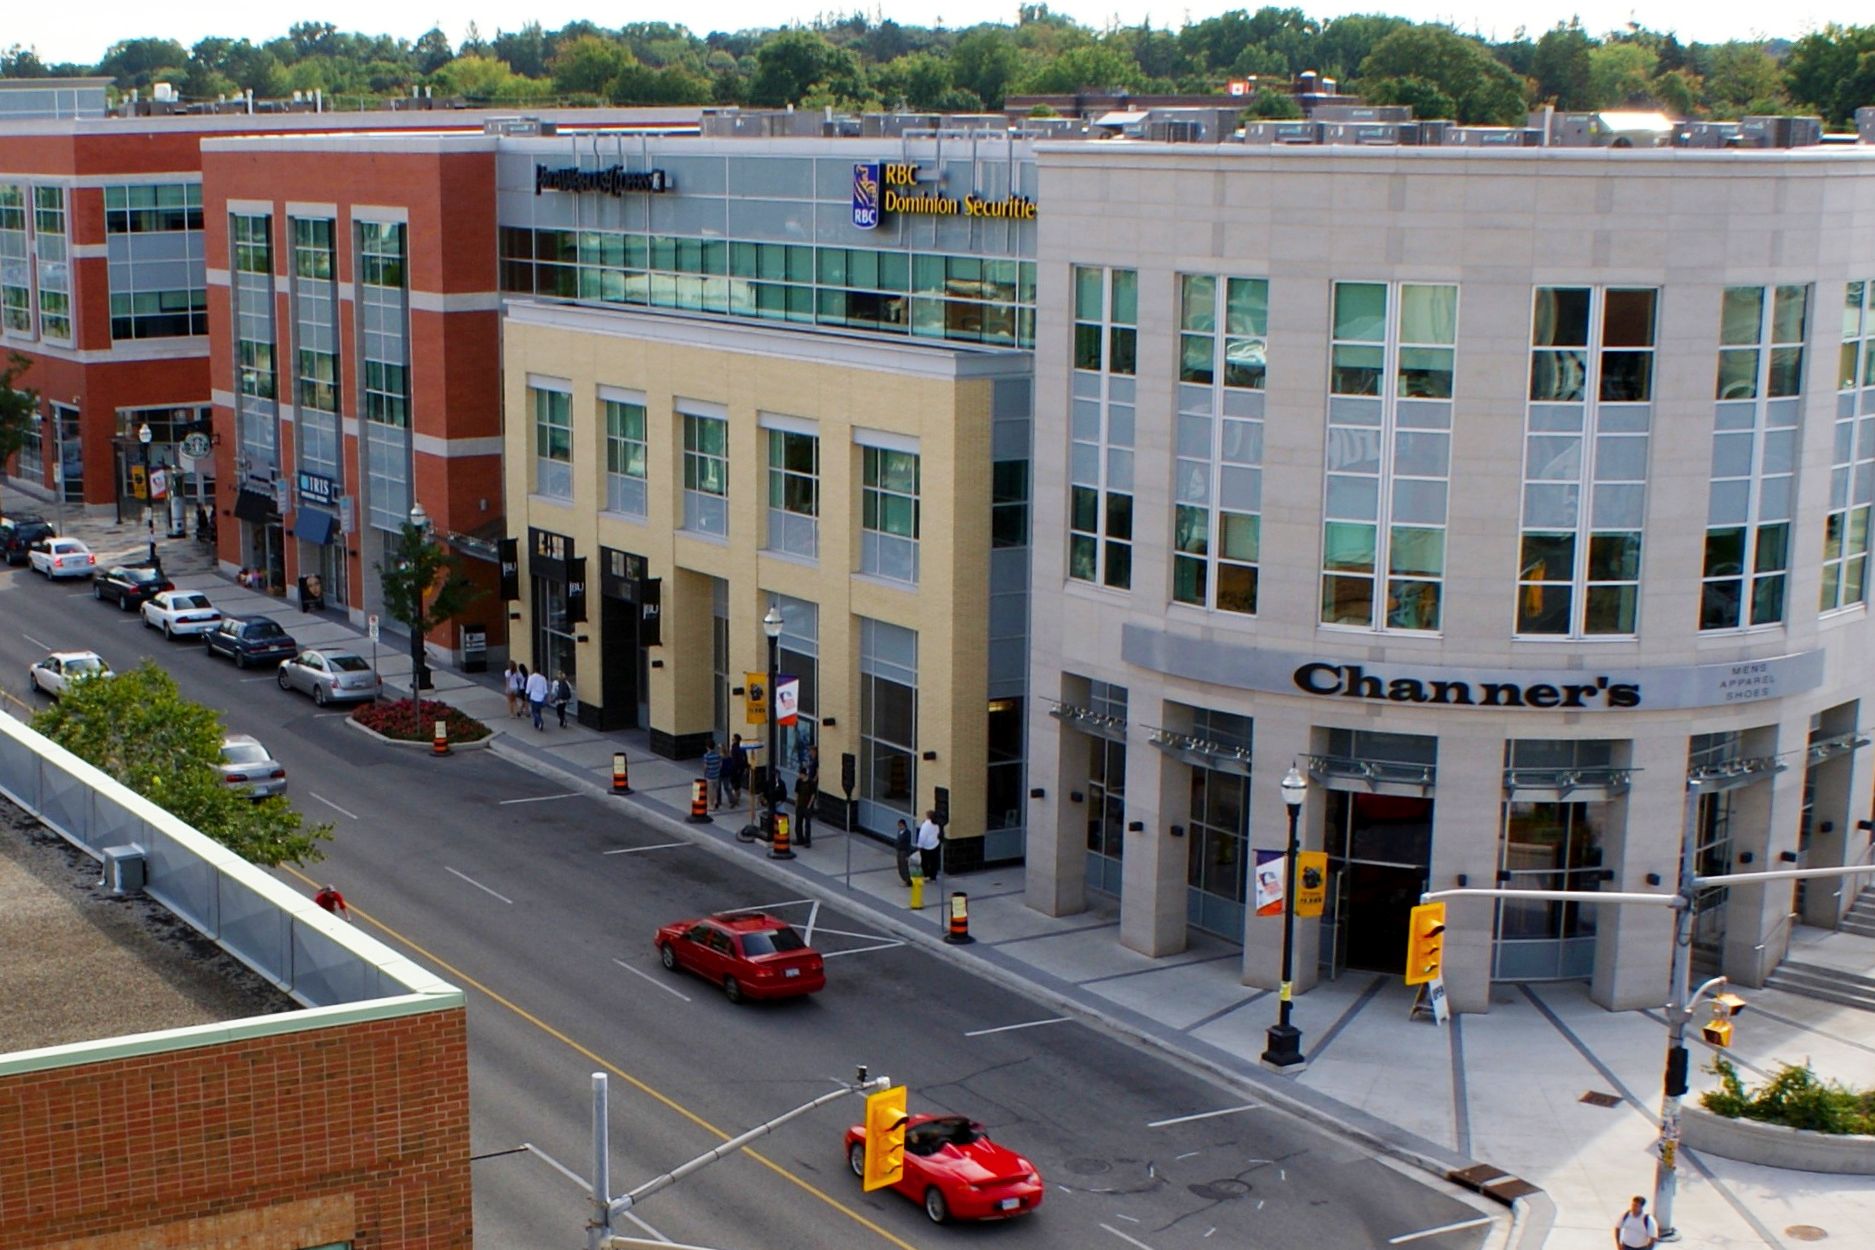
(123, 541), (1875, 1250)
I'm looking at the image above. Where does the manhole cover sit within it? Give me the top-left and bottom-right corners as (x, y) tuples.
(1065, 1158), (1112, 1175)
(1188, 1178), (1252, 1201)
(1580, 1091), (1622, 1108)
(1784, 1226), (1828, 1242)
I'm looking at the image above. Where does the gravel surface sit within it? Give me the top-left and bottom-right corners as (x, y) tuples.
(0, 802), (297, 1056)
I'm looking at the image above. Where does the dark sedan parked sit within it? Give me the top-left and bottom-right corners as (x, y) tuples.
(93, 564), (174, 610)
(1, 515), (55, 565)
(203, 615), (300, 668)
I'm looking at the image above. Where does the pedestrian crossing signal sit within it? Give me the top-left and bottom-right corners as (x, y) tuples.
(1405, 901), (1446, 986)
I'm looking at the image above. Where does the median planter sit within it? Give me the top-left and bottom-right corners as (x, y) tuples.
(349, 698), (492, 750)
(1683, 1106), (1875, 1174)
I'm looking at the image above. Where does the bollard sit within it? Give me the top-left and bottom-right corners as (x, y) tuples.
(946, 891), (974, 944)
(909, 871), (925, 911)
(611, 752), (632, 795)
(688, 778), (712, 823)
(431, 718), (451, 756)
(769, 813), (795, 860)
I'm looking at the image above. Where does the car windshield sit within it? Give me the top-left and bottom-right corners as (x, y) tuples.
(175, 594), (213, 609)
(328, 655), (370, 672)
(221, 743), (270, 765)
(65, 657), (105, 675)
(246, 621), (285, 638)
(739, 926), (805, 956)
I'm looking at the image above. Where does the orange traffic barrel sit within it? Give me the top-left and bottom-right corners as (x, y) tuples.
(769, 813), (796, 860)
(689, 778), (712, 823)
(611, 752), (632, 795)
(946, 892), (974, 944)
(431, 718), (451, 756)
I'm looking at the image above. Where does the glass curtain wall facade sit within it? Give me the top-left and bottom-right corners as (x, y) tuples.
(1825, 279), (1875, 611)
(106, 183), (206, 340)
(291, 218), (341, 484)
(1173, 274), (1268, 615)
(32, 186), (70, 342)
(0, 184), (29, 336)
(230, 214), (278, 479)
(357, 221), (411, 532)
(1069, 266), (1137, 590)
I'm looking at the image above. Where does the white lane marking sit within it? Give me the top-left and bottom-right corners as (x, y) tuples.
(803, 899), (822, 946)
(1175, 1151), (1201, 1161)
(1114, 1212), (1140, 1222)
(615, 958), (691, 1002)
(1146, 1104), (1260, 1128)
(498, 791), (582, 805)
(818, 941), (907, 959)
(240, 675), (279, 682)
(602, 841), (691, 855)
(446, 866), (512, 904)
(310, 793), (358, 820)
(1100, 1224), (1158, 1250)
(22, 633), (50, 650)
(1388, 1216), (1495, 1245)
(964, 1016), (1072, 1038)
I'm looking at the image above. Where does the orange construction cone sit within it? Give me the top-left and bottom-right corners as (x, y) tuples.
(689, 778), (712, 823)
(769, 813), (795, 859)
(431, 718), (451, 756)
(611, 752), (632, 795)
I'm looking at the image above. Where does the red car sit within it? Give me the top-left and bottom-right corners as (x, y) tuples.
(844, 1113), (1045, 1223)
(653, 911), (825, 1002)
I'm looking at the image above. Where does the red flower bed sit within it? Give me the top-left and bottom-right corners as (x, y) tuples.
(351, 697), (491, 743)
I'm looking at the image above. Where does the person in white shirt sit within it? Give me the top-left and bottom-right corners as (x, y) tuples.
(915, 810), (943, 881)
(1614, 1195), (1657, 1249)
(524, 667), (549, 730)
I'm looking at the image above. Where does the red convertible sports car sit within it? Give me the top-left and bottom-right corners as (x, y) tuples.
(653, 911), (825, 1002)
(844, 1113), (1045, 1223)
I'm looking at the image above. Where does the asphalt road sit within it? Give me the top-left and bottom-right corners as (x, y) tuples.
(1, 558), (1497, 1250)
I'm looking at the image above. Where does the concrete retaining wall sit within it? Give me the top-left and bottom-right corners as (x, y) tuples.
(1685, 1106), (1875, 1174)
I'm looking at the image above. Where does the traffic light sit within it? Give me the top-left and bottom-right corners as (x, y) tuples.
(934, 786), (950, 828)
(841, 751), (856, 799)
(1702, 992), (1747, 1047)
(862, 1085), (908, 1191)
(1405, 901), (1446, 985)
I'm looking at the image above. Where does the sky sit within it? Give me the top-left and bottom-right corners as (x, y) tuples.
(6, 1), (1840, 68)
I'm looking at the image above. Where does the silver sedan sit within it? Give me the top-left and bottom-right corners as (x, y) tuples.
(219, 734), (287, 798)
(276, 648), (382, 705)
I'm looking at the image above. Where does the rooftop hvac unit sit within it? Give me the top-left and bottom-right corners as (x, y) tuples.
(1147, 120), (1203, 143)
(101, 845), (147, 895)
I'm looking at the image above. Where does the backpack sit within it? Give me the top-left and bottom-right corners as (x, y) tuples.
(552, 678), (571, 705)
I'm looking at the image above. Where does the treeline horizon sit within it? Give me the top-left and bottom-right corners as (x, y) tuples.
(2, 8), (1873, 128)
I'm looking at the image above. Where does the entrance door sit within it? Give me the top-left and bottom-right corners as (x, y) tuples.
(597, 594), (641, 730)
(1322, 791), (1434, 976)
(531, 577), (577, 690)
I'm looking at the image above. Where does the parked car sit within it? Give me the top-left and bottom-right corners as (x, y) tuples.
(204, 615), (300, 668)
(28, 537), (95, 579)
(141, 590), (222, 639)
(93, 564), (174, 610)
(277, 648), (382, 705)
(843, 1113), (1045, 1224)
(653, 911), (825, 1002)
(28, 650), (113, 698)
(218, 734), (287, 798)
(1, 515), (55, 565)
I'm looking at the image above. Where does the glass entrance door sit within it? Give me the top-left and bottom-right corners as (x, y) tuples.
(1691, 790), (1734, 966)
(1321, 791), (1433, 976)
(531, 577), (577, 691)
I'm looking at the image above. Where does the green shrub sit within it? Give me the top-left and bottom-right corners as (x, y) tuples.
(1701, 1057), (1875, 1135)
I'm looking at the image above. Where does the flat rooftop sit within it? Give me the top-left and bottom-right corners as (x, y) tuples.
(0, 802), (294, 1056)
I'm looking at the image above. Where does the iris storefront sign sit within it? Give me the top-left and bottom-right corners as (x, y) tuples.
(534, 165), (671, 196)
(851, 161), (1037, 230)
(1121, 625), (1827, 713)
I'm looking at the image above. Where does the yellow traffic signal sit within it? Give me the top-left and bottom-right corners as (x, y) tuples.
(1405, 901), (1446, 986)
(862, 1085), (908, 1190)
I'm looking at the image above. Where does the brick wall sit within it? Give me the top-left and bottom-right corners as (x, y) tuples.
(0, 1008), (472, 1249)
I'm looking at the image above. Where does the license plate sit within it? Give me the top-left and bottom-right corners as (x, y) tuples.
(784, 967), (800, 978)
(998, 1198), (1020, 1210)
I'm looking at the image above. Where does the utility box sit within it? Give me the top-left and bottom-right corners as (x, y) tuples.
(101, 845), (146, 895)
(460, 625), (488, 673)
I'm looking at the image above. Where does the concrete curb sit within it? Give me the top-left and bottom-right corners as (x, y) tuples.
(486, 735), (1548, 1243)
(344, 715), (494, 751)
(1684, 1104), (1875, 1174)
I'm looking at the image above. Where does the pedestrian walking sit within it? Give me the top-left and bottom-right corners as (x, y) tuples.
(703, 740), (726, 809)
(551, 670), (574, 728)
(525, 666), (549, 730)
(916, 809), (943, 882)
(894, 818), (915, 885)
(1614, 1197), (1657, 1249)
(503, 661), (521, 718)
(793, 745), (819, 847)
(313, 884), (351, 921)
(726, 734), (748, 807)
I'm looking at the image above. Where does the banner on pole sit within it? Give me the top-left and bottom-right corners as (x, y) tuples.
(1295, 851), (1328, 917)
(744, 672), (768, 723)
(1254, 849), (1285, 916)
(775, 676), (800, 726)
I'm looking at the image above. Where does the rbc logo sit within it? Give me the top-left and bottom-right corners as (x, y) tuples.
(851, 163), (881, 230)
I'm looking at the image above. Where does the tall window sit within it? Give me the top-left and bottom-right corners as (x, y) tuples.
(291, 217), (340, 484)
(1702, 285), (1808, 630)
(765, 425), (819, 559)
(858, 617), (918, 832)
(602, 392), (648, 517)
(230, 214), (277, 472)
(1186, 708), (1253, 939)
(1322, 282), (1457, 631)
(1174, 274), (1268, 615)
(1516, 288), (1656, 636)
(860, 444), (919, 583)
(357, 220), (410, 530)
(775, 595), (819, 783)
(531, 384), (573, 500)
(1495, 740), (1613, 981)
(682, 412), (728, 536)
(33, 187), (70, 342)
(1069, 265), (1137, 589)
(1080, 680), (1127, 899)
(1824, 280), (1875, 612)
(0, 184), (29, 336)
(105, 183), (207, 340)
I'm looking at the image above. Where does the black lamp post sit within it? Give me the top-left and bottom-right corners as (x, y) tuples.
(763, 604), (792, 859)
(1261, 763), (1310, 1071)
(408, 501), (432, 692)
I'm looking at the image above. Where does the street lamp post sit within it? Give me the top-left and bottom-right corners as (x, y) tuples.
(34, 411), (62, 535)
(763, 604), (791, 859)
(408, 501), (432, 693)
(1261, 764), (1310, 1071)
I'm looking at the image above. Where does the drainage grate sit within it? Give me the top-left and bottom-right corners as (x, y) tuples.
(1579, 1090), (1622, 1108)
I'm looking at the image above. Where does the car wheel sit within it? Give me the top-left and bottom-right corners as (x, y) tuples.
(723, 976), (744, 1004)
(234, 651), (247, 669)
(314, 684), (329, 706)
(277, 670), (291, 690)
(163, 621), (173, 640)
(119, 592), (131, 611)
(658, 943), (677, 971)
(848, 1142), (866, 1179)
(924, 1188), (949, 1224)
(92, 581), (103, 600)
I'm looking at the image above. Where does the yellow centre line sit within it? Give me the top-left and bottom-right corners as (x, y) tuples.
(282, 866), (921, 1250)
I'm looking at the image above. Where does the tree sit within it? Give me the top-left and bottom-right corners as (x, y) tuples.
(2, 45), (50, 78)
(874, 51), (954, 110)
(1531, 22), (1593, 109)
(1783, 25), (1875, 126)
(551, 34), (631, 97)
(748, 29), (842, 106)
(96, 37), (190, 90)
(951, 27), (1023, 108)
(1588, 42), (1660, 110)
(413, 28), (455, 75)
(1701, 41), (1790, 118)
(377, 517), (486, 692)
(32, 661), (332, 868)
(1243, 86), (1303, 118)
(0, 351), (38, 518)
(1363, 75), (1457, 122)
(1018, 42), (1144, 94)
(1357, 25), (1530, 125)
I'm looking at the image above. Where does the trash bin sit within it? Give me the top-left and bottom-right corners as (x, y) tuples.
(460, 624), (488, 673)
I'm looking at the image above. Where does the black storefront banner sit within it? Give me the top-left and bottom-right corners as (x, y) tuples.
(640, 578), (661, 646)
(498, 536), (520, 601)
(567, 556), (588, 624)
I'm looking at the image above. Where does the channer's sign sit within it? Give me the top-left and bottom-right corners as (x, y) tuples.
(1120, 625), (1826, 713)
(535, 164), (671, 196)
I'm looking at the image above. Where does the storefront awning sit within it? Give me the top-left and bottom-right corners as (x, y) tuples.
(233, 489), (274, 523)
(296, 508), (337, 546)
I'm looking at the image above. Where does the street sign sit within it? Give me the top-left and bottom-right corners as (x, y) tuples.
(368, 614), (380, 643)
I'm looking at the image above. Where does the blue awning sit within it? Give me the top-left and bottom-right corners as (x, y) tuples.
(296, 508), (337, 546)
